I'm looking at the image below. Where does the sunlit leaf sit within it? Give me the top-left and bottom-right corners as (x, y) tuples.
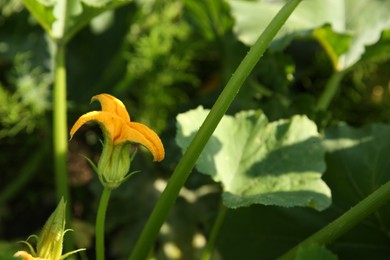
(176, 106), (331, 210)
(313, 25), (351, 70)
(217, 123), (390, 259)
(227, 0), (390, 69)
(359, 29), (390, 64)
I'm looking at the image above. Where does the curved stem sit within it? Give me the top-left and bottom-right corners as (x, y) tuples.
(201, 205), (228, 260)
(128, 1), (303, 259)
(96, 187), (112, 260)
(279, 180), (390, 259)
(315, 70), (346, 111)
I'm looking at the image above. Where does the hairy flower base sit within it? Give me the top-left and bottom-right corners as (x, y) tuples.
(98, 142), (132, 189)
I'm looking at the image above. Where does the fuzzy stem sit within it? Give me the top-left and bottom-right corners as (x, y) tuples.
(128, 1), (303, 259)
(96, 187), (112, 260)
(279, 180), (390, 259)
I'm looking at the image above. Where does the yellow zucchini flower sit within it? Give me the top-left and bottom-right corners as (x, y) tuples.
(69, 93), (165, 189)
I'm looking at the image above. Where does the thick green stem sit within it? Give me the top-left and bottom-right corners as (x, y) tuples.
(201, 205), (228, 260)
(316, 70), (346, 111)
(53, 41), (74, 253)
(53, 41), (70, 204)
(128, 1), (302, 259)
(96, 187), (112, 260)
(279, 180), (390, 259)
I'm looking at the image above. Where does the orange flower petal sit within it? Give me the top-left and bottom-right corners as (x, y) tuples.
(70, 111), (164, 161)
(91, 94), (131, 122)
(127, 122), (165, 161)
(69, 111), (105, 139)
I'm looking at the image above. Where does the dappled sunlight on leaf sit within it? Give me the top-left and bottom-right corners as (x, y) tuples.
(176, 106), (331, 211)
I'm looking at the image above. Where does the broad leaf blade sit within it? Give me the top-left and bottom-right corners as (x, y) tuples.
(176, 107), (331, 211)
(228, 0), (390, 69)
(324, 123), (390, 209)
(313, 25), (351, 70)
(22, 0), (56, 36)
(64, 0), (132, 42)
(227, 0), (342, 49)
(214, 124), (390, 259)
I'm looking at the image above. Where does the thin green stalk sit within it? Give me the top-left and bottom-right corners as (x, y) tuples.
(201, 205), (228, 260)
(315, 70), (346, 111)
(96, 187), (112, 260)
(53, 41), (70, 204)
(128, 1), (303, 259)
(279, 180), (390, 259)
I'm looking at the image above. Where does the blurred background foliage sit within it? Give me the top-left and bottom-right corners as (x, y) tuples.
(0, 0), (389, 259)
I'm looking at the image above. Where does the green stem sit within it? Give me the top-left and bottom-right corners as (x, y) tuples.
(53, 40), (74, 253)
(201, 205), (228, 260)
(279, 180), (390, 259)
(315, 70), (346, 111)
(96, 187), (112, 260)
(53, 41), (70, 204)
(128, 1), (302, 259)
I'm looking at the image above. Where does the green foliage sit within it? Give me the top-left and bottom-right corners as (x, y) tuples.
(324, 123), (390, 211)
(184, 0), (233, 40)
(215, 123), (390, 259)
(112, 0), (198, 131)
(0, 0), (23, 17)
(0, 54), (51, 137)
(1, 0), (390, 259)
(228, 0), (390, 70)
(176, 106), (331, 210)
(360, 29), (390, 65)
(313, 25), (351, 70)
(22, 0), (132, 41)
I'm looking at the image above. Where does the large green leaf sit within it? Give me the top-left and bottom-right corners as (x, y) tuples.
(176, 107), (331, 210)
(227, 0), (390, 70)
(22, 0), (132, 41)
(215, 122), (390, 259)
(324, 123), (390, 211)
